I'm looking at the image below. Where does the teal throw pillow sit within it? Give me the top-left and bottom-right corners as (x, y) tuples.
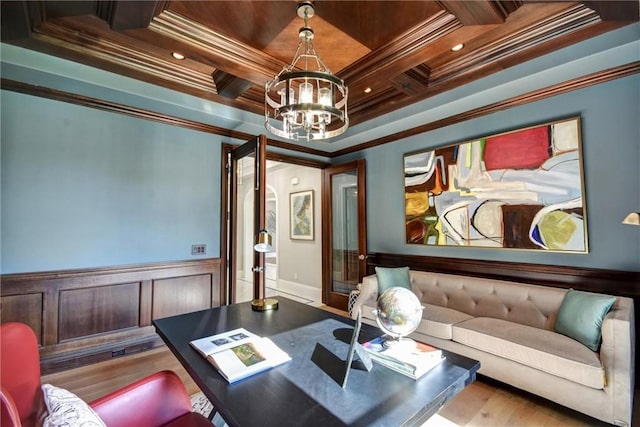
(375, 266), (411, 294)
(554, 289), (616, 351)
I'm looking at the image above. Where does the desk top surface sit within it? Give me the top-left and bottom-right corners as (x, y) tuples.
(153, 298), (480, 427)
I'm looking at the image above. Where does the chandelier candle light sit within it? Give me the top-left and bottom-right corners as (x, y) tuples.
(265, 1), (348, 142)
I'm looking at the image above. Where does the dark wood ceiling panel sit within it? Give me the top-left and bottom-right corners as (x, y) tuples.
(579, 1), (639, 22)
(41, 0), (98, 19)
(1, 1), (32, 41)
(314, 1), (443, 49)
(167, 1), (295, 49)
(1, 0), (637, 145)
(440, 1), (523, 25)
(98, 0), (162, 31)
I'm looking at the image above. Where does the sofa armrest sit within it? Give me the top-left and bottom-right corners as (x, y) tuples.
(90, 370), (194, 427)
(599, 296), (635, 425)
(350, 274), (379, 319)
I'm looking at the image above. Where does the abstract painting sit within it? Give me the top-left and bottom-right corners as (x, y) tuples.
(290, 190), (314, 240)
(403, 117), (588, 252)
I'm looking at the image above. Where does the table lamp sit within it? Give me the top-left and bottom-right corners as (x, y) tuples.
(252, 229), (279, 311)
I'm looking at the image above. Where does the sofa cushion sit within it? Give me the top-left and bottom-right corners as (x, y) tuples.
(375, 267), (411, 294)
(410, 271), (566, 330)
(554, 289), (617, 351)
(452, 317), (605, 389)
(414, 304), (474, 340)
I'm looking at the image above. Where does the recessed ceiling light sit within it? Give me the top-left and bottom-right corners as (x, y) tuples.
(364, 87), (372, 94)
(451, 43), (464, 52)
(172, 52), (185, 60)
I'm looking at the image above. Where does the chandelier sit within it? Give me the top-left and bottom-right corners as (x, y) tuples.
(264, 1), (348, 142)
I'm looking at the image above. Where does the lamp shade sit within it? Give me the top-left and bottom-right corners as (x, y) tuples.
(622, 212), (640, 226)
(254, 230), (273, 252)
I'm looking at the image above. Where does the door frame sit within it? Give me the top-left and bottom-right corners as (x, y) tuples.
(220, 141), (329, 306)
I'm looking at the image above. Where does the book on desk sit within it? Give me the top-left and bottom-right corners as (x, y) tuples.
(362, 336), (444, 380)
(190, 328), (291, 383)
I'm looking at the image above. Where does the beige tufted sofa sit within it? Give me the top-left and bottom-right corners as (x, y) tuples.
(351, 269), (635, 426)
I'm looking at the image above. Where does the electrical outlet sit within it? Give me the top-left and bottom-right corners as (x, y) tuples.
(191, 244), (206, 256)
(112, 349), (125, 357)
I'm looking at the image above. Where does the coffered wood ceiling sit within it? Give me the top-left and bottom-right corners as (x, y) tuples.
(2, 1), (638, 144)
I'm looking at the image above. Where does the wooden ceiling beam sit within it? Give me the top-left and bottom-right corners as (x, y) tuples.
(341, 11), (461, 93)
(429, 4), (600, 83)
(212, 70), (253, 99)
(581, 1), (640, 21)
(390, 65), (431, 96)
(1, 1), (33, 41)
(29, 20), (217, 94)
(149, 10), (284, 85)
(439, 1), (523, 25)
(97, 1), (168, 31)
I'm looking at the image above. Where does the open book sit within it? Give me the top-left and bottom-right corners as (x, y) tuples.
(190, 328), (291, 383)
(362, 336), (444, 380)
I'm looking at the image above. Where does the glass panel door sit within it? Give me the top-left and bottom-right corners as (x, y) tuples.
(323, 160), (367, 310)
(228, 135), (267, 304)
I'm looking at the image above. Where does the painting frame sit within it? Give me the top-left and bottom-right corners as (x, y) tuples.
(290, 190), (314, 240)
(403, 116), (588, 253)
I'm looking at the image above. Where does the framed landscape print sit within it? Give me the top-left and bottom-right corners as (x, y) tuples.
(403, 117), (588, 252)
(290, 190), (314, 240)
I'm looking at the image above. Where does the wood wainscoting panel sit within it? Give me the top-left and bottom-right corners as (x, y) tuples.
(58, 282), (141, 342)
(366, 253), (640, 297)
(152, 274), (212, 319)
(0, 258), (223, 374)
(0, 293), (43, 344)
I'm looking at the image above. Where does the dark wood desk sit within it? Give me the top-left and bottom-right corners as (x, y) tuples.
(154, 298), (480, 427)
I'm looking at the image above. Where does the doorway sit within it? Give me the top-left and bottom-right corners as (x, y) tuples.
(223, 141), (366, 311)
(224, 141), (326, 306)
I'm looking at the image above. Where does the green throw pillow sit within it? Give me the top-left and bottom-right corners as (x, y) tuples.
(554, 289), (616, 351)
(375, 266), (411, 294)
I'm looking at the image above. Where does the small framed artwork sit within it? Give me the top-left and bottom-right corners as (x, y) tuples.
(290, 190), (314, 240)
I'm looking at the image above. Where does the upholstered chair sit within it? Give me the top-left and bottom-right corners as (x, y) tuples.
(0, 322), (212, 427)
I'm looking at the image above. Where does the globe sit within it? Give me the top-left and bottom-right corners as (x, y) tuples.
(374, 287), (424, 349)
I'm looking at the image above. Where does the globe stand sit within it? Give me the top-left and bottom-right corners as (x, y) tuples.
(382, 335), (417, 351)
(373, 287), (425, 353)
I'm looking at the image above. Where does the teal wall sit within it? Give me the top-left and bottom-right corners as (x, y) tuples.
(1, 24), (638, 275)
(340, 74), (640, 272)
(1, 91), (222, 273)
(2, 75), (638, 275)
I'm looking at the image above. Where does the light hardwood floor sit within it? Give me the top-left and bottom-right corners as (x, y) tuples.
(41, 307), (624, 427)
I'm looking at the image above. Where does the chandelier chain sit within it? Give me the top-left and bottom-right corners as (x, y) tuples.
(264, 1), (349, 142)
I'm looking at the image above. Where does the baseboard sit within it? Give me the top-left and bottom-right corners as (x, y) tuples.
(273, 279), (321, 303)
(41, 335), (165, 375)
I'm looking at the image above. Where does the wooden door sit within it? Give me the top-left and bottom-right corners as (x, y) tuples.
(322, 159), (367, 310)
(227, 135), (267, 304)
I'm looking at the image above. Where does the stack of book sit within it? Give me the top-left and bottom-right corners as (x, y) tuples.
(362, 336), (444, 379)
(190, 328), (291, 383)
